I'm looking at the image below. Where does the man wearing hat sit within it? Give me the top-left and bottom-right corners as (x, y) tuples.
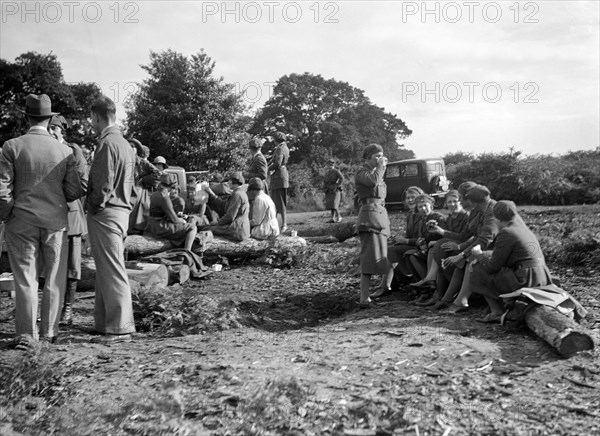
(268, 132), (290, 232)
(0, 94), (82, 346)
(87, 95), (137, 343)
(247, 177), (279, 240)
(48, 115), (89, 325)
(202, 172), (250, 241)
(323, 158), (344, 223)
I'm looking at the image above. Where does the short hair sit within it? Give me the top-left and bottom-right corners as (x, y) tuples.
(90, 96), (117, 122)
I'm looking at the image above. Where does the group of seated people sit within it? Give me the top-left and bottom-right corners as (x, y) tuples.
(371, 183), (554, 323)
(127, 140), (281, 251)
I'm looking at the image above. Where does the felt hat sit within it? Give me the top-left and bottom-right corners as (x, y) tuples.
(493, 200), (518, 221)
(229, 171), (245, 186)
(153, 156), (168, 168)
(465, 184), (491, 203)
(248, 177), (264, 191)
(362, 143), (383, 160)
(49, 115), (68, 130)
(159, 173), (178, 188)
(457, 181), (478, 197)
(21, 94), (58, 117)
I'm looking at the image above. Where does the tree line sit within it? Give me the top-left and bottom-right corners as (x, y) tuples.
(2, 50), (597, 207)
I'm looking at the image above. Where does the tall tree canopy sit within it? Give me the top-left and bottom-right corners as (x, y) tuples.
(250, 73), (413, 164)
(126, 49), (249, 172)
(0, 51), (102, 147)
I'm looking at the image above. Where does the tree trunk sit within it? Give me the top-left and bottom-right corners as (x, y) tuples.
(303, 236), (340, 244)
(123, 234), (307, 261)
(79, 257), (169, 291)
(294, 221), (356, 242)
(525, 305), (594, 357)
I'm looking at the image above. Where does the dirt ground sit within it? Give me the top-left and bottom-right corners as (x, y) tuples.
(1, 206), (600, 435)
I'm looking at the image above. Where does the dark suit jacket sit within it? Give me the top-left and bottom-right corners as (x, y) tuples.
(0, 127), (81, 230)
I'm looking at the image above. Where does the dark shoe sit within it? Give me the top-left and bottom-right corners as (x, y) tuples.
(370, 286), (392, 299)
(358, 299), (379, 309)
(475, 313), (502, 324)
(431, 300), (451, 310)
(91, 334), (132, 344)
(416, 296), (439, 307)
(326, 219), (335, 223)
(445, 303), (469, 314)
(11, 334), (38, 351)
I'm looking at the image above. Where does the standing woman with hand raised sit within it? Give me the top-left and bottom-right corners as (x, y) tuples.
(355, 144), (391, 308)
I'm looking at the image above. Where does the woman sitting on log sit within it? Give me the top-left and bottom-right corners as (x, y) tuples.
(469, 200), (553, 323)
(370, 186), (427, 298)
(247, 177), (279, 240)
(412, 189), (470, 305)
(439, 184), (498, 313)
(145, 173), (198, 251)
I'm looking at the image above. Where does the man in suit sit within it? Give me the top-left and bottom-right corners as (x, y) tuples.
(268, 132), (290, 232)
(48, 115), (88, 325)
(0, 94), (81, 346)
(87, 96), (137, 343)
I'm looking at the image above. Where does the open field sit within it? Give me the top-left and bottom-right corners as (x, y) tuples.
(1, 205), (599, 435)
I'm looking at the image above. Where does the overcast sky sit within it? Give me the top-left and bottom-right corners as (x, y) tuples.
(1, 0), (598, 158)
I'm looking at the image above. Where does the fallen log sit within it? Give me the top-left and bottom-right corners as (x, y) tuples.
(79, 258), (169, 292)
(525, 305), (594, 357)
(294, 221), (356, 242)
(124, 234), (307, 262)
(303, 235), (339, 244)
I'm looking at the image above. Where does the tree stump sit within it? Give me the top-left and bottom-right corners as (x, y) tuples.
(79, 258), (169, 292)
(525, 305), (594, 357)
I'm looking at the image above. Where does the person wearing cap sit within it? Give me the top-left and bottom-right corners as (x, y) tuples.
(355, 143), (391, 307)
(128, 138), (161, 235)
(469, 200), (553, 323)
(47, 114), (89, 326)
(145, 173), (198, 250)
(247, 177), (279, 240)
(0, 94), (81, 347)
(153, 156), (169, 171)
(440, 183), (498, 314)
(245, 138), (269, 195)
(203, 172), (250, 241)
(268, 132), (290, 232)
(87, 95), (137, 343)
(370, 186), (426, 298)
(323, 158), (345, 223)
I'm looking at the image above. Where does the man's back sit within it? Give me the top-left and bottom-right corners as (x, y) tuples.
(0, 129), (79, 230)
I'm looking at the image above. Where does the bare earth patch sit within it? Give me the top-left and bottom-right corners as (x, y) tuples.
(1, 206), (600, 435)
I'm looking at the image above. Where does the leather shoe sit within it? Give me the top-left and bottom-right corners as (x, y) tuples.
(370, 286), (392, 299)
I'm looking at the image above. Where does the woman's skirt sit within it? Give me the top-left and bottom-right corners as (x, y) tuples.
(324, 189), (341, 210)
(359, 231), (389, 275)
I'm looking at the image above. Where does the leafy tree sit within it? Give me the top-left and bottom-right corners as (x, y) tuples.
(250, 73), (412, 164)
(0, 52), (102, 148)
(125, 49), (249, 172)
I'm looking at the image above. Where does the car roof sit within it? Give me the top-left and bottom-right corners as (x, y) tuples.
(387, 158), (445, 165)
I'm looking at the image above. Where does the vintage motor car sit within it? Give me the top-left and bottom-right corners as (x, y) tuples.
(384, 157), (451, 208)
